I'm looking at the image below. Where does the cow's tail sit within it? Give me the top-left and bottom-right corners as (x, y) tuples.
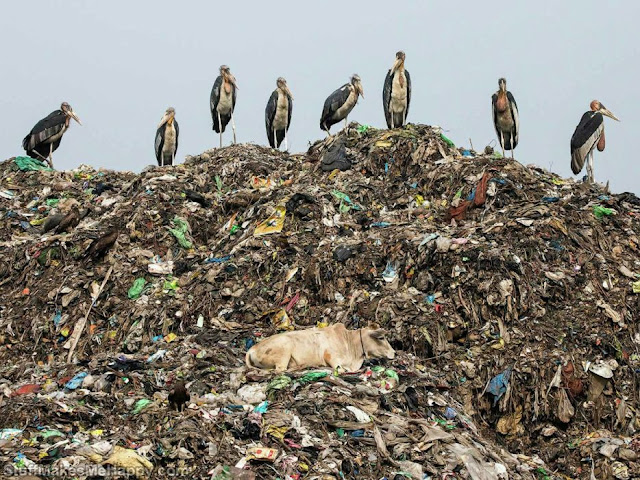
(245, 349), (254, 369)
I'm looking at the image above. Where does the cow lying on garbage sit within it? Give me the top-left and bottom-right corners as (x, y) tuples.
(245, 323), (395, 373)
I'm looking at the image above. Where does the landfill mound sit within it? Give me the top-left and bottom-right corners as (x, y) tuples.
(1, 123), (640, 479)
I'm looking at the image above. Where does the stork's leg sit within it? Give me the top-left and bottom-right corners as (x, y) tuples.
(344, 117), (348, 131)
(47, 144), (54, 168)
(284, 130), (288, 152)
(587, 151), (595, 183)
(500, 133), (505, 159)
(217, 112), (222, 148)
(231, 111), (237, 144)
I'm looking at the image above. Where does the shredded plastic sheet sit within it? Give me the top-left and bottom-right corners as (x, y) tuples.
(14, 155), (53, 171)
(254, 205), (286, 236)
(127, 278), (146, 299)
(487, 366), (512, 405)
(169, 216), (193, 248)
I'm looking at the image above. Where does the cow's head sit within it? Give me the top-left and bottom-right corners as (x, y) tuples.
(362, 328), (395, 360)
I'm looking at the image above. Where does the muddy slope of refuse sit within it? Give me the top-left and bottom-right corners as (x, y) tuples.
(1, 123), (640, 479)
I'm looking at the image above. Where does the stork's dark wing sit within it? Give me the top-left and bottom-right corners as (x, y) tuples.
(155, 123), (166, 166)
(571, 111), (603, 175)
(22, 110), (66, 152)
(383, 70), (393, 128)
(286, 93), (293, 133)
(232, 84), (237, 112)
(265, 89), (278, 147)
(507, 91), (519, 148)
(174, 119), (179, 157)
(491, 93), (499, 139)
(320, 83), (350, 130)
(405, 69), (411, 118)
(210, 75), (223, 129)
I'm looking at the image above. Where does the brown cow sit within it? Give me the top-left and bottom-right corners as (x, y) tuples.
(245, 323), (395, 373)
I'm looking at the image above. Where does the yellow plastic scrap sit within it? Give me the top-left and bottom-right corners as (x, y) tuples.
(273, 309), (293, 331)
(103, 446), (153, 479)
(164, 333), (178, 343)
(265, 425), (289, 440)
(254, 206), (286, 237)
(633, 280), (640, 293)
(316, 321), (329, 328)
(551, 178), (565, 185)
(491, 338), (505, 350)
(375, 140), (393, 148)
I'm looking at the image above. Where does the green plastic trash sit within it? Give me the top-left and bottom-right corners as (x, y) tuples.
(440, 133), (455, 148)
(132, 398), (151, 414)
(356, 124), (371, 134)
(266, 375), (292, 395)
(46, 198), (60, 207)
(39, 429), (65, 440)
(384, 369), (399, 382)
(163, 278), (179, 294)
(593, 205), (615, 218)
(298, 371), (328, 384)
(14, 156), (53, 172)
(331, 190), (361, 212)
(169, 217), (193, 249)
(127, 278), (146, 299)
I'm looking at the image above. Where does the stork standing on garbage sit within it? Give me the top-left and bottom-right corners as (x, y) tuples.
(210, 65), (238, 147)
(22, 102), (82, 168)
(265, 77), (293, 150)
(155, 107), (179, 166)
(383, 51), (411, 129)
(570, 100), (620, 183)
(320, 74), (364, 135)
(491, 78), (519, 159)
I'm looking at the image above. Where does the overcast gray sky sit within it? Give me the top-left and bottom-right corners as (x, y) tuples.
(1, 1), (638, 193)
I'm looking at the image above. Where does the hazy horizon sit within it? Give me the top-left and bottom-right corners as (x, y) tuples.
(1, 1), (638, 193)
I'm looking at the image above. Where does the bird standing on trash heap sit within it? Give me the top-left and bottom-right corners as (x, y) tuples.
(22, 102), (82, 168)
(383, 51), (411, 129)
(265, 77), (293, 150)
(320, 74), (364, 135)
(210, 65), (238, 147)
(168, 379), (190, 412)
(155, 107), (179, 166)
(491, 78), (519, 159)
(570, 100), (620, 183)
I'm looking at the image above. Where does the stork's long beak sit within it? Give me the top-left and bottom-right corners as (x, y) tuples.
(70, 111), (82, 126)
(284, 84), (293, 100)
(600, 106), (620, 122)
(158, 113), (170, 128)
(391, 58), (403, 74)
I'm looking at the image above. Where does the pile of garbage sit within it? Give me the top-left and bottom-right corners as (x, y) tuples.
(1, 123), (640, 479)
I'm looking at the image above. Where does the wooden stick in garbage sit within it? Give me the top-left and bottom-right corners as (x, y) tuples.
(65, 266), (113, 363)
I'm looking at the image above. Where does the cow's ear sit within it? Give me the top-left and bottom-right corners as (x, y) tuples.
(370, 329), (386, 340)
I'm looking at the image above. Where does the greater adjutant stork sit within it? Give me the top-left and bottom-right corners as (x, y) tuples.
(320, 74), (364, 135)
(491, 78), (519, 159)
(210, 65), (238, 147)
(570, 100), (619, 183)
(265, 77), (293, 150)
(383, 51), (411, 129)
(22, 102), (81, 168)
(155, 107), (179, 166)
